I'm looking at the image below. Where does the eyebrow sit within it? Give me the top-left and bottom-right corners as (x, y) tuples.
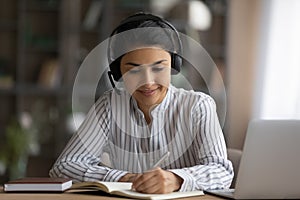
(125, 59), (168, 67)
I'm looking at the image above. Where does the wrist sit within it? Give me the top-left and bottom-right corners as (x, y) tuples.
(173, 173), (183, 191)
(119, 173), (137, 182)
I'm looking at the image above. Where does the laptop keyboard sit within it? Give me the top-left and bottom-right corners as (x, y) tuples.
(216, 188), (235, 195)
(206, 188), (235, 198)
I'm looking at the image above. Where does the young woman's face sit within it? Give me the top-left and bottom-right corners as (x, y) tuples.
(120, 48), (171, 109)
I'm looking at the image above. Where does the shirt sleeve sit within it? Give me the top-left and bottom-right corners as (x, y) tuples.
(49, 94), (127, 182)
(169, 95), (234, 191)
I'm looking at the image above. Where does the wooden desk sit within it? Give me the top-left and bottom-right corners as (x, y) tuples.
(0, 188), (224, 200)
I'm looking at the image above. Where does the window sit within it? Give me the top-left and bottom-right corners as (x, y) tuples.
(254, 0), (300, 119)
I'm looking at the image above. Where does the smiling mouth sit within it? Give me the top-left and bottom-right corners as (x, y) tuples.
(139, 89), (157, 96)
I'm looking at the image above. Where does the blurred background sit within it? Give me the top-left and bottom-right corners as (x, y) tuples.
(0, 0), (300, 184)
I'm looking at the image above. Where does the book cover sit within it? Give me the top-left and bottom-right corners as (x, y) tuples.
(70, 181), (204, 200)
(4, 177), (72, 192)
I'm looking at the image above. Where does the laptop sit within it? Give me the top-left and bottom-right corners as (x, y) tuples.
(207, 119), (300, 199)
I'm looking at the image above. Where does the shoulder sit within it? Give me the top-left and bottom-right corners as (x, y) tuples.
(95, 89), (127, 101)
(95, 89), (112, 105)
(94, 88), (130, 108)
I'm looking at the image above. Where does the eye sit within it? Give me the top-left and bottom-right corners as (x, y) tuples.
(128, 68), (141, 74)
(152, 66), (165, 73)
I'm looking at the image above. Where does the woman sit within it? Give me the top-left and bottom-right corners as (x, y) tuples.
(49, 13), (233, 194)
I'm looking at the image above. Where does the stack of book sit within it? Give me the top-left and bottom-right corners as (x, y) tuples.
(4, 177), (72, 192)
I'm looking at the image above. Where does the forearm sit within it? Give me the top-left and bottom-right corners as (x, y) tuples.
(49, 155), (128, 182)
(49, 96), (114, 182)
(169, 159), (233, 191)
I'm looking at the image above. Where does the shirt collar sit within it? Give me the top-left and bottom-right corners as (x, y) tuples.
(153, 84), (173, 112)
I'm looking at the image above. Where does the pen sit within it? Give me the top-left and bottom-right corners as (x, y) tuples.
(151, 151), (170, 168)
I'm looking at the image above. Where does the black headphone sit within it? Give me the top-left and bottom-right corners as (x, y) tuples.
(107, 13), (183, 85)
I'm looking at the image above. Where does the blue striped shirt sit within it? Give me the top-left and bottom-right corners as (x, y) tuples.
(49, 85), (233, 191)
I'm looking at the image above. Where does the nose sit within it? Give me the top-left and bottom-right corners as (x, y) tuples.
(141, 67), (155, 86)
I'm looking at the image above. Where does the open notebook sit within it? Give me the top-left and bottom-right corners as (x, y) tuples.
(69, 181), (204, 200)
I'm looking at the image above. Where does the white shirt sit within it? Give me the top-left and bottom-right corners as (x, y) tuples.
(49, 85), (233, 191)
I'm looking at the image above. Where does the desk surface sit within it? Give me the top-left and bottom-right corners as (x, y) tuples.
(0, 188), (224, 200)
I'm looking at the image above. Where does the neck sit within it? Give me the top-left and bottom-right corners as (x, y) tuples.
(138, 104), (156, 124)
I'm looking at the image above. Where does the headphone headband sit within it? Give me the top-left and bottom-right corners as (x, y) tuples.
(110, 13), (178, 37)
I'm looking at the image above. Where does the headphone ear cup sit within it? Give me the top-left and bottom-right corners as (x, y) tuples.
(109, 59), (122, 81)
(171, 54), (182, 74)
